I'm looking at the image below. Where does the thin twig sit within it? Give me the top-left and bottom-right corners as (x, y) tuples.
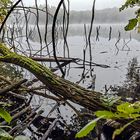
(0, 0), (22, 34)
(52, 0), (65, 76)
(88, 0), (96, 76)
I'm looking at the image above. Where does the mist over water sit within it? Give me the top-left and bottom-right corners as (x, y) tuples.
(20, 23), (140, 92)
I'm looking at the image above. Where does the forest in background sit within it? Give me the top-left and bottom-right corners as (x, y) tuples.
(28, 5), (136, 24)
(1, 0), (140, 139)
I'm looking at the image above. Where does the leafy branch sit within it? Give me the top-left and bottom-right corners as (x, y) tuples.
(76, 102), (140, 139)
(120, 0), (140, 31)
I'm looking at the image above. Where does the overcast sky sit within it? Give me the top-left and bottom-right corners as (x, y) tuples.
(22, 0), (126, 10)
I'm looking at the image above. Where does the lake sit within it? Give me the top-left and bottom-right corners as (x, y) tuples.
(11, 23), (140, 125)
(20, 23), (140, 92)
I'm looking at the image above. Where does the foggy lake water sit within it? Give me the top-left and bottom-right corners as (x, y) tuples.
(3, 2), (140, 139)
(64, 35), (140, 91)
(25, 23), (140, 92)
(19, 23), (140, 125)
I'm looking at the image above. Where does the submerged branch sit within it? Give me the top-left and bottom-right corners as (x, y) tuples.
(0, 43), (107, 112)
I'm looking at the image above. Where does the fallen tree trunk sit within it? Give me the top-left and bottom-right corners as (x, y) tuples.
(1, 43), (140, 132)
(0, 43), (108, 112)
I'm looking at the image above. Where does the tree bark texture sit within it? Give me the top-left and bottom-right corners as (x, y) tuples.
(0, 43), (109, 111)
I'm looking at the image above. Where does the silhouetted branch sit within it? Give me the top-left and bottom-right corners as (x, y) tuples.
(115, 31), (121, 55)
(108, 26), (112, 41)
(88, 0), (96, 76)
(0, 0), (22, 34)
(52, 0), (65, 76)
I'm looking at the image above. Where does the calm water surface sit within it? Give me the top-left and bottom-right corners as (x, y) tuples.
(19, 24), (140, 124)
(24, 24), (140, 91)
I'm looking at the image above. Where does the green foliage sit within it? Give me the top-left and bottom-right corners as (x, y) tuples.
(0, 128), (13, 140)
(0, 107), (12, 124)
(95, 102), (140, 120)
(0, 130), (31, 140)
(0, 102), (11, 107)
(101, 94), (121, 107)
(75, 116), (103, 138)
(97, 102), (140, 119)
(125, 18), (138, 31)
(0, 103), (12, 139)
(115, 58), (140, 101)
(0, 129), (31, 140)
(112, 121), (134, 139)
(117, 102), (134, 114)
(95, 110), (115, 119)
(0, 0), (12, 23)
(126, 57), (139, 83)
(120, 0), (140, 10)
(120, 0), (140, 31)
(76, 101), (140, 139)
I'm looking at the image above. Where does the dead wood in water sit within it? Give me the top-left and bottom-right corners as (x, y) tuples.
(30, 56), (76, 62)
(0, 43), (109, 112)
(1, 43), (140, 134)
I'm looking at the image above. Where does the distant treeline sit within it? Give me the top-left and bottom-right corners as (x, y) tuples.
(29, 5), (136, 24)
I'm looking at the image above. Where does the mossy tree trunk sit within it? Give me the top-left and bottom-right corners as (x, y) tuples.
(2, 43), (140, 132)
(0, 43), (110, 111)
